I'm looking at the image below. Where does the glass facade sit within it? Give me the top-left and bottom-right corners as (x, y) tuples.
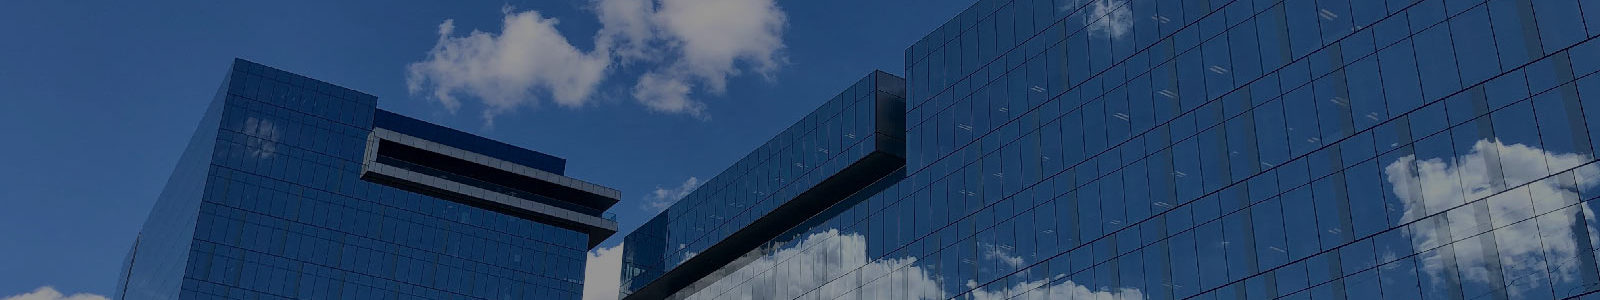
(621, 72), (908, 299)
(624, 0), (1600, 299)
(115, 59), (613, 300)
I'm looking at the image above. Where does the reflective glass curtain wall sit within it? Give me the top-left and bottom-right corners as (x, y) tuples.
(117, 59), (596, 300)
(655, 0), (1600, 299)
(621, 72), (907, 299)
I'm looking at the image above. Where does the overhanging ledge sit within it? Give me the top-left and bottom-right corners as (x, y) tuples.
(360, 128), (621, 248)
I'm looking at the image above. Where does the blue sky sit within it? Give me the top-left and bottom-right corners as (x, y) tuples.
(0, 0), (973, 298)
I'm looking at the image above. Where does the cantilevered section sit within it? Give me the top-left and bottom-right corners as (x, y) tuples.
(620, 71), (907, 299)
(372, 110), (568, 174)
(360, 111), (621, 247)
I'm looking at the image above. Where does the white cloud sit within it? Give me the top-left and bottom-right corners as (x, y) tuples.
(688, 229), (944, 299)
(633, 72), (703, 117)
(1384, 138), (1600, 297)
(644, 176), (700, 213)
(981, 243), (1024, 270)
(406, 8), (611, 122)
(2, 287), (107, 300)
(408, 0), (787, 120)
(593, 0), (659, 62)
(969, 276), (1145, 300)
(584, 243), (626, 300)
(651, 0), (787, 93)
(966, 241), (1141, 300)
(243, 116), (279, 158)
(1084, 0), (1132, 38)
(680, 229), (1143, 300)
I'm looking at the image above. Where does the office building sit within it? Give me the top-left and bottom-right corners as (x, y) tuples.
(621, 0), (1600, 299)
(621, 71), (908, 299)
(115, 59), (619, 300)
